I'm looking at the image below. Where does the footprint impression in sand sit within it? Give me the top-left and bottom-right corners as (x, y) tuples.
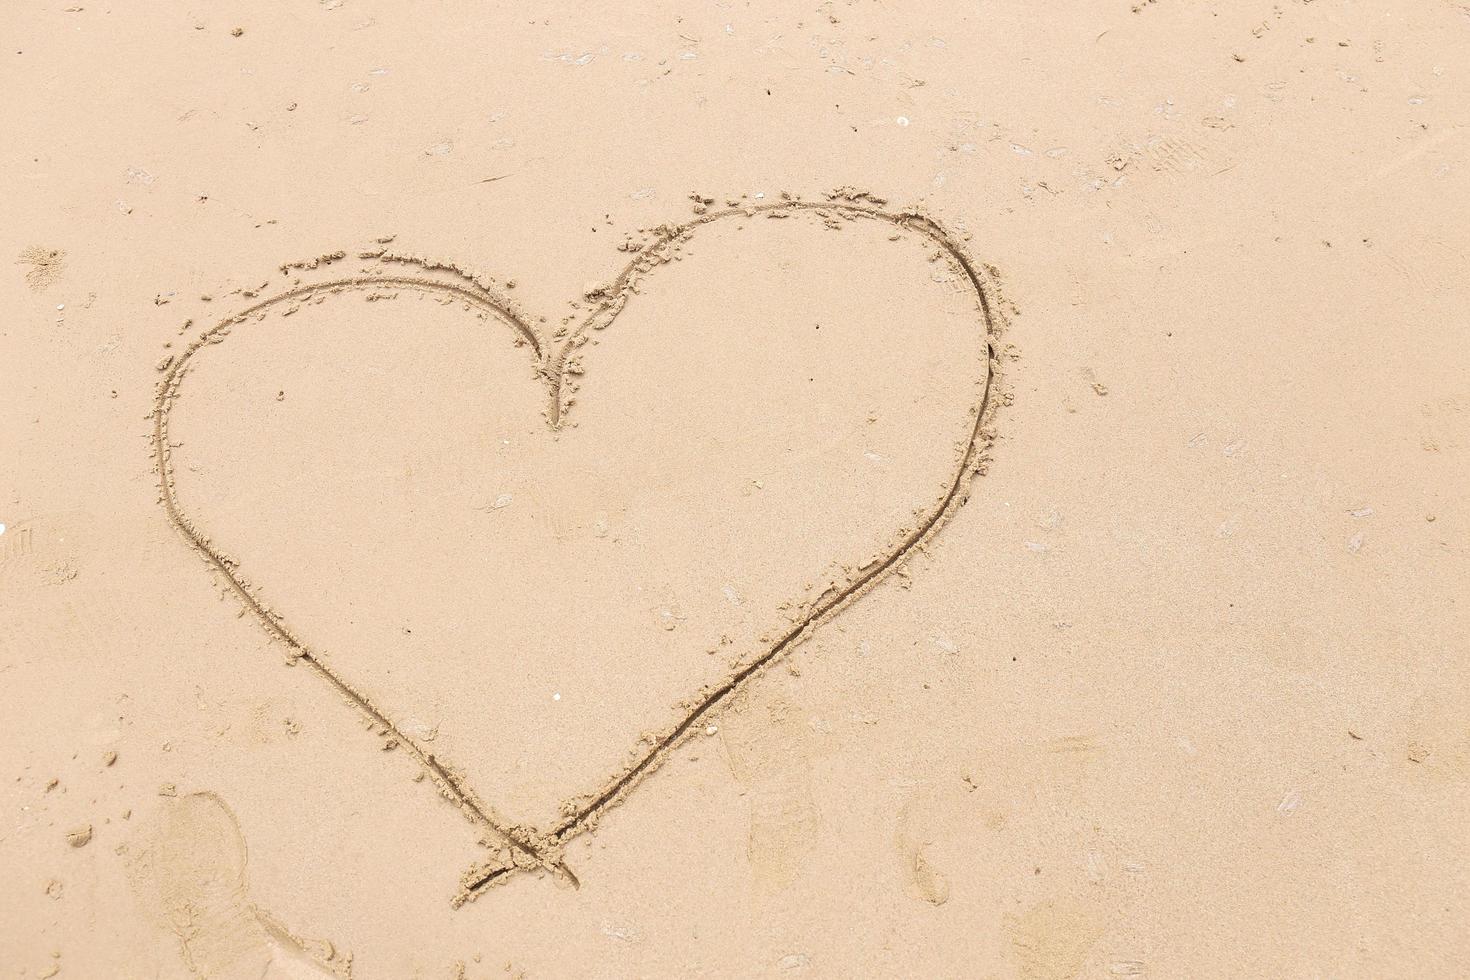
(154, 194), (1001, 899)
(721, 697), (824, 890)
(127, 792), (353, 979)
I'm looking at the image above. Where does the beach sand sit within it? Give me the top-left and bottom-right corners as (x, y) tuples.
(2, 2), (1467, 976)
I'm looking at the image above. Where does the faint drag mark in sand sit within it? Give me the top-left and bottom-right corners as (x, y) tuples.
(127, 791), (353, 979)
(16, 245), (65, 291)
(1379, 237), (1469, 296)
(151, 192), (1003, 903)
(721, 698), (822, 890)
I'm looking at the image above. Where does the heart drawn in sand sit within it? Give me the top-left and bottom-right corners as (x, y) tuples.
(152, 195), (1000, 904)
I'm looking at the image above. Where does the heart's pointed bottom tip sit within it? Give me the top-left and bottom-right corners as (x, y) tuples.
(453, 855), (580, 906)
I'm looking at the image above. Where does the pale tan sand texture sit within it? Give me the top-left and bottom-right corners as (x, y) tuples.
(2, 2), (1468, 977)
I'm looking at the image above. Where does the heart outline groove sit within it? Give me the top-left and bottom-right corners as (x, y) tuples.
(150, 194), (1003, 905)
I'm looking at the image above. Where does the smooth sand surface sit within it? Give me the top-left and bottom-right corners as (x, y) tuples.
(3, 2), (1467, 977)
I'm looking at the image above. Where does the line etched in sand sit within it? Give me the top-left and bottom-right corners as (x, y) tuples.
(150, 193), (1004, 903)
